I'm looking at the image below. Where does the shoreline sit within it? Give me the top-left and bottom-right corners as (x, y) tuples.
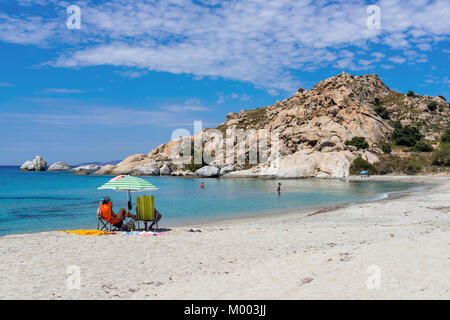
(1, 175), (449, 299)
(0, 175), (429, 237)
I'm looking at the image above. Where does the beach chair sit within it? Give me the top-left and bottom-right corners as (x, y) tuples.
(136, 195), (158, 231)
(97, 204), (125, 232)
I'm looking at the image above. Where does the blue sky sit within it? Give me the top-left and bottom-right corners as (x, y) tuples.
(0, 0), (449, 165)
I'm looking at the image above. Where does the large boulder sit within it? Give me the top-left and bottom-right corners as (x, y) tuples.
(19, 156), (47, 171)
(109, 154), (152, 175)
(195, 166), (220, 177)
(95, 165), (117, 175)
(225, 151), (356, 178)
(171, 170), (194, 176)
(47, 161), (71, 171)
(132, 164), (160, 176)
(219, 164), (237, 175)
(19, 161), (34, 171)
(159, 163), (172, 175)
(32, 156), (47, 171)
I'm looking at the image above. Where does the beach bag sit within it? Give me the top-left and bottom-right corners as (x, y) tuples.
(122, 220), (136, 231)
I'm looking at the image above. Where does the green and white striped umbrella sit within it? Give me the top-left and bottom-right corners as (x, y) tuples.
(98, 175), (159, 192)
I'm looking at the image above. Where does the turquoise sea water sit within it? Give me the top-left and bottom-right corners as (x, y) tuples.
(0, 166), (419, 236)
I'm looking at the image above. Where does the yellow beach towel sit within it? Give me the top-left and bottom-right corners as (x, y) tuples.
(59, 229), (115, 236)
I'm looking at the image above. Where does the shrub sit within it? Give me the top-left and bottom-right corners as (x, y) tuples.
(373, 155), (425, 175)
(184, 162), (203, 173)
(391, 124), (422, 147)
(432, 143), (450, 166)
(380, 143), (392, 154)
(441, 129), (450, 143)
(374, 97), (382, 106)
(345, 137), (369, 150)
(374, 105), (389, 119)
(427, 101), (437, 111)
(409, 141), (433, 152)
(390, 120), (403, 130)
(407, 90), (415, 97)
(438, 95), (446, 101)
(350, 157), (376, 175)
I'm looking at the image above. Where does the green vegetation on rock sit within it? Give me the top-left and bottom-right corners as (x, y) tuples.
(427, 101), (437, 112)
(391, 123), (422, 147)
(409, 141), (433, 153)
(345, 137), (369, 150)
(380, 143), (392, 154)
(374, 105), (389, 119)
(441, 129), (450, 143)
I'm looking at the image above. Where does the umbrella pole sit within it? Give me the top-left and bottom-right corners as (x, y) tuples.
(127, 190), (132, 211)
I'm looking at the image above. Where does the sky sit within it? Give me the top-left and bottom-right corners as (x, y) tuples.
(0, 0), (449, 165)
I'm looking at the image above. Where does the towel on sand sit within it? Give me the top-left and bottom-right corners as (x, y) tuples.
(121, 231), (164, 236)
(60, 229), (115, 236)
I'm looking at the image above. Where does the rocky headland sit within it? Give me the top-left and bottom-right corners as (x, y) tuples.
(19, 73), (449, 178)
(93, 72), (450, 178)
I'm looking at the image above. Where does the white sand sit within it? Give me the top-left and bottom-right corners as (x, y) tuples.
(0, 176), (449, 300)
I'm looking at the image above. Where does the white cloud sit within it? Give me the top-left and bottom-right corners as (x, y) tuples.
(388, 56), (407, 64)
(1, 0), (449, 93)
(161, 98), (211, 112)
(0, 82), (14, 87)
(115, 70), (148, 79)
(443, 77), (450, 87)
(44, 88), (85, 94)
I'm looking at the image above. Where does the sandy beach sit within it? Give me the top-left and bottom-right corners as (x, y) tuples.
(0, 175), (449, 300)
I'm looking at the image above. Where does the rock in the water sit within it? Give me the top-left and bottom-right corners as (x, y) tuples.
(195, 166), (220, 177)
(132, 164), (160, 176)
(219, 165), (237, 175)
(160, 163), (172, 175)
(73, 164), (102, 172)
(19, 161), (34, 171)
(19, 156), (47, 171)
(47, 161), (71, 171)
(171, 170), (194, 176)
(73, 170), (90, 175)
(32, 156), (47, 171)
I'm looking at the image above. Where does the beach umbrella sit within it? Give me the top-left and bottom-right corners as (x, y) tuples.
(98, 175), (158, 209)
(360, 170), (369, 175)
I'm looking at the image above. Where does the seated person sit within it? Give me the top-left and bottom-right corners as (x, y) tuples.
(97, 196), (137, 229)
(144, 208), (162, 231)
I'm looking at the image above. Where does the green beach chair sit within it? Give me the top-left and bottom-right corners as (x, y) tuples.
(136, 195), (158, 231)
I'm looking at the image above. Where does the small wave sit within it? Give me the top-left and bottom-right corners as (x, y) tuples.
(373, 193), (389, 201)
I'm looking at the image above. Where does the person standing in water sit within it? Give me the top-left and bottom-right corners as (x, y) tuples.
(201, 182), (205, 190)
(277, 183), (281, 194)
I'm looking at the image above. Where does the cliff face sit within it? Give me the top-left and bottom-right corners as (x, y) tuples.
(97, 72), (449, 178)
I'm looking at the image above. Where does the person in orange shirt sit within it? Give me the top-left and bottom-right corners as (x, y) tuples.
(97, 196), (137, 229)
